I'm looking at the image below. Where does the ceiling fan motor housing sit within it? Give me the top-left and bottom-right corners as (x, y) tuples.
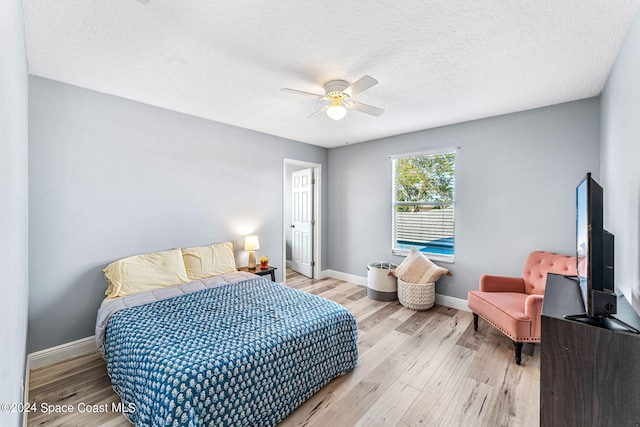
(324, 80), (350, 98)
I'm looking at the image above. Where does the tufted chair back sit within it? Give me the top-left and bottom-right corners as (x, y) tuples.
(522, 251), (577, 295)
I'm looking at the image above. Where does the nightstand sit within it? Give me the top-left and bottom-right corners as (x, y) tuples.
(238, 265), (277, 281)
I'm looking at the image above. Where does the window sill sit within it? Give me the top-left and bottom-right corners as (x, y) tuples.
(392, 249), (455, 264)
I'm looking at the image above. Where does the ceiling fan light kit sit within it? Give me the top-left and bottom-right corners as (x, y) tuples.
(281, 75), (385, 121)
(326, 98), (348, 120)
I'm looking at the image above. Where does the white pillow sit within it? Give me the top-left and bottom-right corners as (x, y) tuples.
(394, 249), (449, 284)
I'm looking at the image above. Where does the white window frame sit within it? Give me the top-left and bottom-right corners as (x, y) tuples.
(391, 148), (456, 263)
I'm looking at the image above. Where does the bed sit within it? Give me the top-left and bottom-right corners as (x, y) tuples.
(95, 245), (358, 426)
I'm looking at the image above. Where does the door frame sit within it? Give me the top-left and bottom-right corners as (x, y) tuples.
(282, 158), (322, 283)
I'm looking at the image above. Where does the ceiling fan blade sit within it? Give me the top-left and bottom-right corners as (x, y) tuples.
(281, 88), (324, 98)
(347, 100), (385, 117)
(343, 75), (378, 97)
(307, 104), (329, 119)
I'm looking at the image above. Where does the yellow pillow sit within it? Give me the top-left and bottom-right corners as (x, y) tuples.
(182, 242), (237, 280)
(103, 248), (190, 298)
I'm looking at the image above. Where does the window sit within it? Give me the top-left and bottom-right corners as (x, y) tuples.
(392, 150), (455, 261)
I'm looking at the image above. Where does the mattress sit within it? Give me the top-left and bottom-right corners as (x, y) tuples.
(97, 274), (358, 426)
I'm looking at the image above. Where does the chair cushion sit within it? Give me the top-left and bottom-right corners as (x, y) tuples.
(468, 290), (534, 341)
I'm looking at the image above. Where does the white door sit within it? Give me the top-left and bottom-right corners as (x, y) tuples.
(291, 168), (314, 278)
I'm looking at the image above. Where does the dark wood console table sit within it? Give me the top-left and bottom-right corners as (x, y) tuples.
(540, 273), (640, 426)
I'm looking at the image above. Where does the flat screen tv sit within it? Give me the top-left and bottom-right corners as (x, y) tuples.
(575, 173), (614, 316)
(566, 173), (639, 333)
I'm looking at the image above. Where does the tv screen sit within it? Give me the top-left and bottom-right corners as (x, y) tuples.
(576, 176), (589, 310)
(575, 173), (611, 317)
(568, 173), (639, 333)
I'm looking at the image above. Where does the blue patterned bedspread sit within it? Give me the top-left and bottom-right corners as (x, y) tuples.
(104, 277), (358, 426)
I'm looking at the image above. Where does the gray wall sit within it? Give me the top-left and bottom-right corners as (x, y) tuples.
(28, 77), (328, 352)
(0, 0), (29, 423)
(601, 6), (640, 314)
(327, 99), (600, 300)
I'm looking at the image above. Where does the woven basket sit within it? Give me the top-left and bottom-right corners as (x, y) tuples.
(397, 279), (435, 311)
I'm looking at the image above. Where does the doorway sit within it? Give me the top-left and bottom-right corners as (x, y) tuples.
(283, 159), (321, 282)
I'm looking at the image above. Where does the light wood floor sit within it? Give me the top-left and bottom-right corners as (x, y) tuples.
(27, 270), (539, 426)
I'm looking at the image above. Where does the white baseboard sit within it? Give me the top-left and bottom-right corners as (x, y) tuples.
(322, 269), (469, 311)
(27, 336), (97, 371)
(323, 269), (368, 286)
(436, 294), (470, 312)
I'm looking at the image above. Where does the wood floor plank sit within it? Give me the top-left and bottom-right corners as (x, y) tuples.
(328, 286), (369, 306)
(308, 356), (414, 426)
(318, 283), (367, 305)
(388, 304), (420, 323)
(97, 416), (131, 427)
(29, 365), (112, 404)
(338, 293), (384, 317)
(468, 330), (516, 386)
(437, 377), (494, 426)
(29, 351), (105, 388)
(400, 344), (476, 426)
(358, 301), (404, 332)
(481, 347), (540, 427)
(391, 311), (456, 363)
(302, 282), (338, 295)
(433, 305), (457, 318)
(357, 316), (405, 357)
(397, 311), (471, 391)
(28, 269), (539, 427)
(345, 287), (368, 301)
(394, 308), (438, 335)
(354, 379), (421, 427)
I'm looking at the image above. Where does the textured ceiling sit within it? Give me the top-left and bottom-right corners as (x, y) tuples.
(22, 0), (639, 148)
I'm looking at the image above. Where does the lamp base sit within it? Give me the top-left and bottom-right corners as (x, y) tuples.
(248, 251), (256, 269)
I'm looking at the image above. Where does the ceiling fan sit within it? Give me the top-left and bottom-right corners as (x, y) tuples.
(281, 75), (385, 120)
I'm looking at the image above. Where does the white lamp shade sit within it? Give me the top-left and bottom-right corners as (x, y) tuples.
(244, 235), (260, 251)
(326, 104), (347, 120)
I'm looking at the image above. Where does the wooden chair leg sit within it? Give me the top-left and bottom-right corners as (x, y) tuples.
(513, 341), (523, 365)
(473, 313), (479, 331)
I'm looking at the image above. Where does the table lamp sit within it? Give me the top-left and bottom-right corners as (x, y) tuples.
(244, 235), (260, 269)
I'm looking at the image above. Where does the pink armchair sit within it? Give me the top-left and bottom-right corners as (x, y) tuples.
(468, 251), (576, 364)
